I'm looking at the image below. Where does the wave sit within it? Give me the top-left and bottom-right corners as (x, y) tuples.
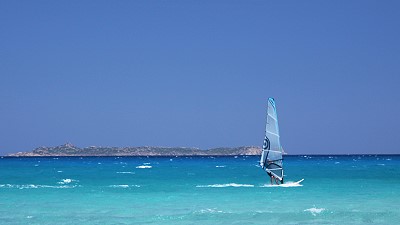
(215, 165), (226, 168)
(116, 171), (135, 174)
(196, 183), (254, 188)
(58, 179), (78, 184)
(304, 207), (325, 216)
(0, 184), (78, 189)
(108, 184), (140, 188)
(194, 208), (231, 214)
(136, 165), (152, 169)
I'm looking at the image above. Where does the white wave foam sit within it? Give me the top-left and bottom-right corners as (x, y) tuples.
(116, 171), (135, 174)
(195, 208), (229, 214)
(304, 207), (325, 216)
(143, 162), (151, 165)
(108, 184), (140, 188)
(57, 171), (63, 173)
(215, 165), (226, 168)
(58, 179), (78, 184)
(109, 185), (129, 188)
(59, 179), (72, 184)
(0, 184), (78, 189)
(136, 165), (152, 169)
(196, 183), (254, 188)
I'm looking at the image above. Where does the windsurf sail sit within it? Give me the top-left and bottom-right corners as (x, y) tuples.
(260, 98), (284, 184)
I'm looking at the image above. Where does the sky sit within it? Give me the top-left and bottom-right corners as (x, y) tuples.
(1, 1), (399, 155)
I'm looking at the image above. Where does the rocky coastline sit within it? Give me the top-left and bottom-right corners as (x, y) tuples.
(9, 143), (262, 157)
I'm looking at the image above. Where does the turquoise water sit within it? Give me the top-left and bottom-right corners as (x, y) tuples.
(1, 155), (399, 224)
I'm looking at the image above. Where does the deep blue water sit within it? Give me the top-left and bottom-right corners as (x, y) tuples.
(1, 155), (399, 224)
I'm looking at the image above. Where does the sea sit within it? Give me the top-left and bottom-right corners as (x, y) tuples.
(0, 155), (399, 225)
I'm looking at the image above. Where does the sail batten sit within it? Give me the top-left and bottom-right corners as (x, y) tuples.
(267, 114), (278, 121)
(260, 97), (284, 184)
(266, 131), (280, 136)
(264, 150), (282, 154)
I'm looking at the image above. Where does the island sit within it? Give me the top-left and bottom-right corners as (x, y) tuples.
(9, 143), (262, 157)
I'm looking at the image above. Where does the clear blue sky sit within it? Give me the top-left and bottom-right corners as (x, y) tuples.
(1, 1), (399, 155)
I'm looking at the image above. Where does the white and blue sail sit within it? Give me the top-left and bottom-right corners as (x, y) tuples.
(260, 97), (284, 184)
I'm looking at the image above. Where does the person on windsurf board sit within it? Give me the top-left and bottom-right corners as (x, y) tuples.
(260, 98), (303, 186)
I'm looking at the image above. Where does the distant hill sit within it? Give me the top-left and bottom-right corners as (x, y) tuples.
(9, 143), (262, 157)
